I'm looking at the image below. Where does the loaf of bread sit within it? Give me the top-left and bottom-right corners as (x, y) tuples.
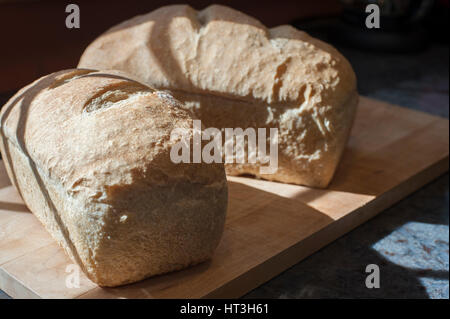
(0, 69), (228, 287)
(78, 4), (358, 188)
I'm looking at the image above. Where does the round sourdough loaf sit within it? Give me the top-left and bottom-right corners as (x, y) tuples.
(0, 69), (228, 287)
(78, 4), (359, 188)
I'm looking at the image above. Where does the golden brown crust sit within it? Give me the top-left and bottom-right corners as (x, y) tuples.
(0, 69), (228, 286)
(79, 4), (359, 187)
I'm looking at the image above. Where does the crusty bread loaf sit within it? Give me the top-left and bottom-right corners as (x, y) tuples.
(78, 4), (358, 188)
(0, 69), (228, 287)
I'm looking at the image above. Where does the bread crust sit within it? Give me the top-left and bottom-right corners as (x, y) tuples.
(0, 69), (228, 287)
(79, 4), (359, 187)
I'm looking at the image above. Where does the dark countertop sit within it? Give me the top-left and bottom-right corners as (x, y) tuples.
(0, 43), (448, 300)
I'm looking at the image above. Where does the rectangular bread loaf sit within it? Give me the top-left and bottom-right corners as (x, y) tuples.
(0, 69), (228, 287)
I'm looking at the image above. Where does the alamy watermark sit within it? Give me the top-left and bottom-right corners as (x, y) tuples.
(65, 263), (80, 288)
(365, 4), (380, 29)
(365, 264), (380, 289)
(65, 4), (80, 29)
(169, 120), (279, 174)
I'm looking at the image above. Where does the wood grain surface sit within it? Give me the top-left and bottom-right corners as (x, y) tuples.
(0, 96), (448, 298)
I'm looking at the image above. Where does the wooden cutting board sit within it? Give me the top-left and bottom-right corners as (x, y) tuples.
(0, 96), (448, 299)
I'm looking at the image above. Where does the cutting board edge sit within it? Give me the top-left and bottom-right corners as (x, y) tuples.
(0, 266), (41, 299)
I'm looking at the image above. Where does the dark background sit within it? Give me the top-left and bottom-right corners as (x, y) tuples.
(0, 0), (342, 94)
